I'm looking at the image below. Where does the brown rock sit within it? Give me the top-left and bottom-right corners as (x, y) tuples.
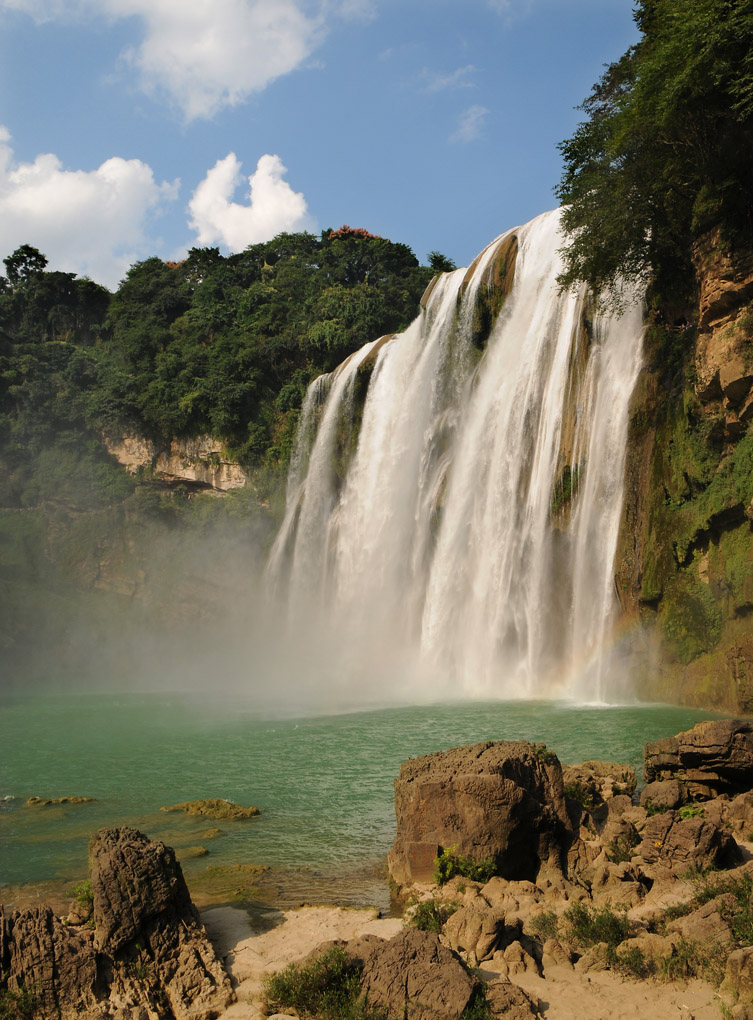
(443, 902), (507, 963)
(358, 928), (479, 1020)
(639, 811), (741, 871)
(160, 798), (259, 820)
(90, 827), (233, 1020)
(722, 946), (753, 1003)
(667, 897), (734, 946)
(485, 978), (541, 1019)
(640, 779), (685, 812)
(388, 741), (572, 887)
(0, 905), (99, 1019)
(562, 761), (637, 807)
(644, 719), (753, 796)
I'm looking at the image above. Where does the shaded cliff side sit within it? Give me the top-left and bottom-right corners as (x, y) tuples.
(616, 236), (753, 711)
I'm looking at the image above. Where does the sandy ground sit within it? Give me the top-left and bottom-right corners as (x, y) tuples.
(202, 904), (725, 1020)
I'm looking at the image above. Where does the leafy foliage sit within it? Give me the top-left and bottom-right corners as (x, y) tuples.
(433, 846), (497, 886)
(262, 945), (389, 1020)
(556, 0), (753, 304)
(405, 897), (458, 933)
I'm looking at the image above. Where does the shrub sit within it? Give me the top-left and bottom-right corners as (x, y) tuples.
(528, 910), (558, 941)
(678, 804), (704, 820)
(564, 781), (596, 812)
(433, 846), (496, 886)
(0, 986), (37, 1020)
(560, 901), (630, 951)
(262, 945), (389, 1020)
(406, 897), (458, 933)
(73, 879), (93, 906)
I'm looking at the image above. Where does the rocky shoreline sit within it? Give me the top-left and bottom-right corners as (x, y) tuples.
(4, 718), (753, 1019)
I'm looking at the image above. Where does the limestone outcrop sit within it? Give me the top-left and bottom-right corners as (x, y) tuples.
(0, 827), (233, 1020)
(388, 740), (573, 887)
(644, 718), (753, 796)
(104, 434), (247, 492)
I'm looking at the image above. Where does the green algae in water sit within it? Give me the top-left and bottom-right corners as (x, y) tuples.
(0, 693), (723, 894)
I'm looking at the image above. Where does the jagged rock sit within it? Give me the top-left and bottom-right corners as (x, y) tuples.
(0, 905), (99, 1019)
(562, 761), (636, 807)
(644, 719), (753, 796)
(443, 901), (507, 963)
(388, 741), (572, 887)
(90, 827), (233, 1019)
(640, 779), (685, 812)
(573, 942), (609, 973)
(639, 811), (741, 871)
(358, 929), (479, 1020)
(0, 827), (233, 1020)
(485, 978), (541, 1019)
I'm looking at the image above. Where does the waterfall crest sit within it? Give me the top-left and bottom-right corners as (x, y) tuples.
(267, 209), (644, 703)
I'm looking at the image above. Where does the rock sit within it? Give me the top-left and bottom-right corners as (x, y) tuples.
(0, 905), (99, 1019)
(639, 811), (742, 871)
(388, 741), (573, 887)
(644, 720), (753, 797)
(25, 795), (95, 806)
(722, 946), (753, 1002)
(358, 928), (479, 1020)
(485, 978), (541, 1019)
(0, 827), (234, 1020)
(667, 896), (734, 946)
(562, 761), (637, 808)
(492, 939), (541, 977)
(573, 942), (609, 973)
(89, 827), (233, 1019)
(589, 860), (648, 907)
(640, 780), (685, 812)
(541, 938), (573, 971)
(443, 901), (507, 963)
(160, 798), (260, 820)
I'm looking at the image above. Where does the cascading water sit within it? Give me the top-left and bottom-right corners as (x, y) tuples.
(267, 209), (644, 703)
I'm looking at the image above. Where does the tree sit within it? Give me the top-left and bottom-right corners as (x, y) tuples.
(3, 245), (48, 287)
(556, 0), (753, 304)
(428, 251), (457, 273)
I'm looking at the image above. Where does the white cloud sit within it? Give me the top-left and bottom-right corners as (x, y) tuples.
(1, 0), (324, 120)
(0, 127), (178, 289)
(188, 153), (313, 251)
(449, 104), (489, 144)
(422, 65), (477, 93)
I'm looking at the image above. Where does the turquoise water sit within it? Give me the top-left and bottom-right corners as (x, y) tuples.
(0, 693), (723, 895)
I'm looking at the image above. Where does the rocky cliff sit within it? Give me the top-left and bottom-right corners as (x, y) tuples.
(616, 234), (753, 711)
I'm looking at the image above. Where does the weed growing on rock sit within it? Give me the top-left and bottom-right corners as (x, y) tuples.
(406, 897), (458, 933)
(433, 847), (496, 886)
(0, 984), (38, 1020)
(678, 804), (704, 820)
(73, 879), (93, 906)
(459, 990), (493, 1020)
(607, 830), (640, 864)
(564, 781), (596, 811)
(611, 945), (652, 979)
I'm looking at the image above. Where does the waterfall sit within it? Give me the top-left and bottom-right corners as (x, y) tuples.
(267, 209), (644, 703)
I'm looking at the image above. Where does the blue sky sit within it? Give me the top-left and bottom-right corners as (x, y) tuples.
(0, 0), (638, 289)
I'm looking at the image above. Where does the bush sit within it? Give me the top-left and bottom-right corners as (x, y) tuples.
(262, 945), (388, 1020)
(528, 910), (558, 941)
(560, 901), (630, 951)
(406, 897), (458, 933)
(73, 879), (93, 906)
(433, 846), (496, 886)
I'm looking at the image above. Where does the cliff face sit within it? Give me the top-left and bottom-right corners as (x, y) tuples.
(616, 234), (753, 712)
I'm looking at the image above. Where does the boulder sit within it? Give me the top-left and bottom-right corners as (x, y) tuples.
(388, 741), (573, 887)
(443, 901), (507, 963)
(90, 827), (233, 1019)
(640, 780), (685, 812)
(722, 946), (753, 1003)
(160, 799), (259, 820)
(485, 978), (541, 1019)
(358, 929), (479, 1020)
(639, 811), (742, 871)
(667, 896), (734, 946)
(562, 761), (636, 808)
(644, 720), (753, 797)
(0, 827), (234, 1020)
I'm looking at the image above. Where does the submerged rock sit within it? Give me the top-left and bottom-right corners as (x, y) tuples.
(388, 740), (573, 888)
(160, 798), (260, 820)
(25, 795), (95, 806)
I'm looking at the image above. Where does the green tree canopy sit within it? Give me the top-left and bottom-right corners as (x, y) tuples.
(556, 0), (753, 304)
